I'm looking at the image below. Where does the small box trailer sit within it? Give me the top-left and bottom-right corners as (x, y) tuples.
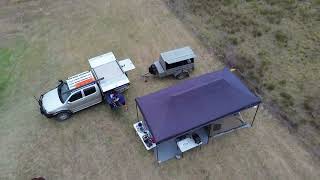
(148, 46), (196, 79)
(38, 52), (135, 121)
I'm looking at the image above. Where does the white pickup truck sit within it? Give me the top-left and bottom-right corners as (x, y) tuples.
(38, 52), (135, 121)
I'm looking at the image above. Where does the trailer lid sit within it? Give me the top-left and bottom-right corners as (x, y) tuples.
(119, 59), (135, 72)
(160, 46), (196, 64)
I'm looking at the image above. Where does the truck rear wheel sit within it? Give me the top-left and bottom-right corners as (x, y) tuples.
(55, 112), (72, 121)
(176, 71), (189, 80)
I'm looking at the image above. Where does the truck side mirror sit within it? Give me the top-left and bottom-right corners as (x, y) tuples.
(58, 80), (63, 85)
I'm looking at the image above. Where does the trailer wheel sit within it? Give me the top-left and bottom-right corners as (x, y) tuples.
(55, 112), (72, 121)
(176, 71), (189, 80)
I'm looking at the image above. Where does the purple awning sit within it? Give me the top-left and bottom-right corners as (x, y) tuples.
(136, 68), (261, 143)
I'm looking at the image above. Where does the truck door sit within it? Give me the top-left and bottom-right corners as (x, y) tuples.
(67, 91), (85, 112)
(82, 85), (102, 108)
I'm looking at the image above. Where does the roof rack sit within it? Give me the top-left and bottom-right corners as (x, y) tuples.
(66, 71), (95, 90)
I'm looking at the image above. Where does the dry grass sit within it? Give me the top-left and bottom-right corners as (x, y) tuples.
(0, 0), (320, 179)
(166, 0), (320, 156)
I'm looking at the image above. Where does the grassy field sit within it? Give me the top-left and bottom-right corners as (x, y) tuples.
(0, 0), (320, 179)
(167, 0), (320, 155)
(0, 38), (27, 106)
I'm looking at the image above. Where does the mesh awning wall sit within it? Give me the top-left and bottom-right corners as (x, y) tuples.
(136, 68), (261, 143)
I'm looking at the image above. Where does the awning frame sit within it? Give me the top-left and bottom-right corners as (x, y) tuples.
(135, 68), (262, 144)
(135, 101), (261, 144)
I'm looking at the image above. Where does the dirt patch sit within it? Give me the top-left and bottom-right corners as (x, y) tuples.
(0, 0), (319, 179)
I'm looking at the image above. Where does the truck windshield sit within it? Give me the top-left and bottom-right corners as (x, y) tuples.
(58, 82), (71, 103)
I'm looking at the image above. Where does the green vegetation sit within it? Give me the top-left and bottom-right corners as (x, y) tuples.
(0, 48), (12, 93)
(0, 48), (14, 106)
(167, 0), (320, 129)
(0, 39), (27, 105)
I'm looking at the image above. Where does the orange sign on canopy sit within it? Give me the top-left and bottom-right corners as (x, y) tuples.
(75, 78), (95, 88)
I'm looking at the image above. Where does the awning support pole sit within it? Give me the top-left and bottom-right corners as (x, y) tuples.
(136, 103), (139, 121)
(250, 104), (260, 127)
(156, 147), (159, 163)
(209, 124), (213, 144)
(209, 124), (213, 138)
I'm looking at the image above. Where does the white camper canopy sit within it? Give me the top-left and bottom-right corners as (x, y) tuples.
(88, 52), (135, 93)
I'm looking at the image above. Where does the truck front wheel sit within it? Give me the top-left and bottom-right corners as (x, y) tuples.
(55, 112), (72, 121)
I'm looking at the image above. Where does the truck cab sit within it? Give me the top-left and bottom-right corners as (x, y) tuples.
(64, 83), (102, 113)
(39, 71), (103, 121)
